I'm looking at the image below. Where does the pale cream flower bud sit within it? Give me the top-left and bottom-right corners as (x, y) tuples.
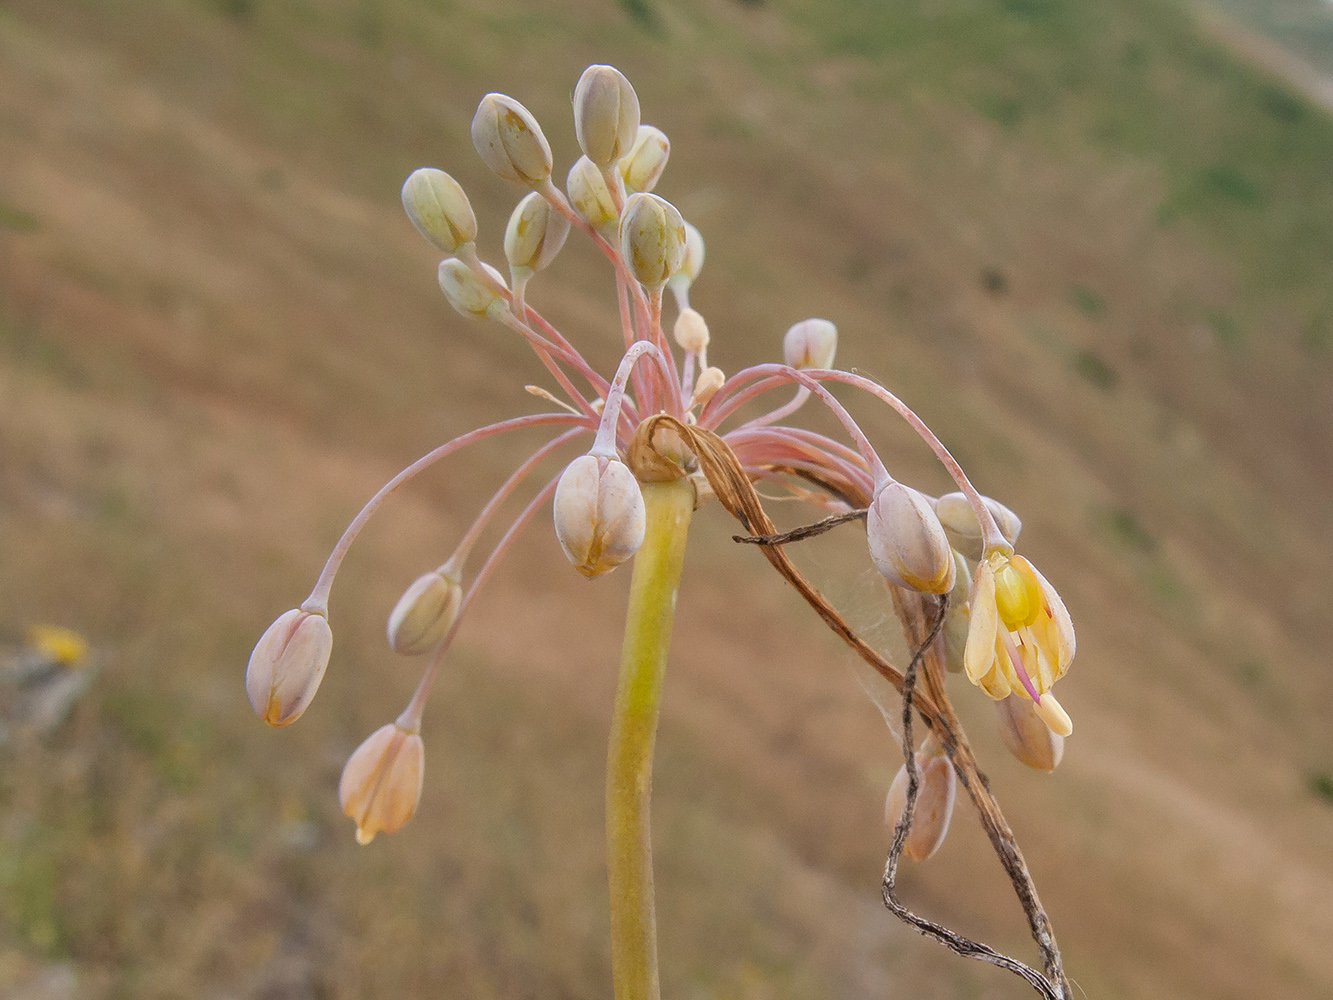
(673, 307), (709, 354)
(783, 318), (837, 369)
(471, 93), (553, 186)
(553, 453), (646, 577)
(995, 694), (1065, 772)
(567, 156), (619, 235)
(437, 258), (507, 319)
(246, 608), (333, 727)
(620, 192), (686, 289)
(690, 366), (725, 409)
(339, 723), (424, 845)
(573, 64), (640, 168)
(883, 749), (957, 862)
(619, 124), (670, 192)
(504, 191), (571, 274)
(867, 481), (956, 594)
(934, 491), (1022, 560)
(941, 551), (972, 674)
(667, 221), (705, 292)
(400, 168), (477, 255)
(386, 569), (463, 656)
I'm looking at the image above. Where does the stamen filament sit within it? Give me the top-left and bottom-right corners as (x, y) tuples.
(301, 413), (587, 615)
(397, 473), (561, 729)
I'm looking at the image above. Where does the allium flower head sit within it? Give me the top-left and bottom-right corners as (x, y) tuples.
(246, 62), (1078, 853)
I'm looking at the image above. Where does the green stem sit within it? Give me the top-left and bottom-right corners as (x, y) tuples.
(606, 477), (695, 1000)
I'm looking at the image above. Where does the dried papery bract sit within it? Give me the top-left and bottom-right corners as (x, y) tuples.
(573, 64), (640, 168)
(246, 608), (333, 727)
(471, 93), (553, 186)
(620, 192), (686, 290)
(401, 168), (477, 255)
(339, 723), (425, 844)
(783, 318), (838, 370)
(619, 124), (670, 193)
(936, 491), (1023, 560)
(437, 258), (507, 319)
(553, 453), (647, 578)
(996, 694), (1065, 772)
(567, 156), (620, 236)
(867, 481), (957, 594)
(387, 568), (463, 656)
(884, 746), (958, 862)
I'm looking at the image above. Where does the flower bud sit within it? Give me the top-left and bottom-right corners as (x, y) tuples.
(246, 609), (333, 727)
(400, 168), (477, 255)
(783, 318), (837, 370)
(941, 551), (972, 674)
(504, 191), (571, 274)
(471, 93), (553, 186)
(673, 307), (709, 354)
(995, 694), (1065, 772)
(867, 481), (956, 594)
(553, 453), (646, 577)
(934, 491), (1022, 561)
(437, 258), (507, 319)
(883, 750), (957, 862)
(387, 569), (463, 656)
(339, 723), (424, 844)
(667, 221), (705, 293)
(567, 156), (619, 235)
(690, 366), (725, 409)
(619, 124), (670, 192)
(573, 64), (640, 168)
(620, 192), (686, 289)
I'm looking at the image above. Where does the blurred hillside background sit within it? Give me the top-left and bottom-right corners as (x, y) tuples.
(2, 0), (1332, 997)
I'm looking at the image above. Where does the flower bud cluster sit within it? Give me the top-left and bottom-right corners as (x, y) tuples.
(245, 60), (1080, 864)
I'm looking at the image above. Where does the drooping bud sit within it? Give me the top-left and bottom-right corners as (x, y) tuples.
(673, 307), (709, 354)
(339, 723), (424, 845)
(471, 93), (553, 186)
(690, 366), (725, 409)
(995, 694), (1065, 772)
(883, 748), (957, 862)
(867, 481), (956, 594)
(934, 491), (1022, 561)
(567, 156), (619, 235)
(573, 64), (640, 168)
(246, 608), (333, 727)
(941, 551), (972, 674)
(386, 569), (463, 656)
(783, 318), (837, 370)
(667, 221), (705, 292)
(619, 192), (686, 290)
(437, 258), (507, 319)
(504, 191), (571, 274)
(400, 168), (477, 255)
(553, 453), (646, 577)
(619, 124), (670, 192)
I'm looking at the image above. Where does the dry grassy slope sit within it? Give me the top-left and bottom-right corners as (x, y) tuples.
(0, 0), (1331, 998)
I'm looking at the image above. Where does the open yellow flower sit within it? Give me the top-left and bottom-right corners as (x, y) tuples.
(964, 550), (1076, 736)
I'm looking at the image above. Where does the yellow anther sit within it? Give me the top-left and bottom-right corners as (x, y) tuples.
(993, 557), (1041, 631)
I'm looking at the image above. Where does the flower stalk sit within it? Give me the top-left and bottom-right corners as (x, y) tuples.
(606, 477), (695, 1000)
